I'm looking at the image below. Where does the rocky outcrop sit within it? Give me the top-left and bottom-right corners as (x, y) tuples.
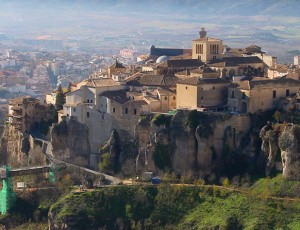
(0, 126), (30, 167)
(260, 123), (279, 176)
(0, 126), (48, 167)
(278, 124), (300, 180)
(134, 110), (251, 175)
(50, 119), (90, 166)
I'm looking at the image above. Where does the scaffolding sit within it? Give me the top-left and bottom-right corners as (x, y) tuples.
(0, 166), (16, 214)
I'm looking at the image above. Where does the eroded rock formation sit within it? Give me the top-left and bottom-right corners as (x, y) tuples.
(278, 124), (300, 180)
(50, 118), (90, 166)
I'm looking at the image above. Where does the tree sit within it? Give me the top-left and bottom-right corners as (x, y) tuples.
(67, 82), (72, 94)
(273, 110), (281, 123)
(55, 84), (65, 111)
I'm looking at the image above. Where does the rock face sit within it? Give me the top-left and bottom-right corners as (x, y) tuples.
(278, 124), (300, 180)
(135, 110), (251, 175)
(0, 126), (29, 167)
(260, 123), (279, 176)
(0, 126), (48, 167)
(50, 118), (90, 166)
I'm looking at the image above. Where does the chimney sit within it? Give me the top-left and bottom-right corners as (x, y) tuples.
(199, 27), (207, 39)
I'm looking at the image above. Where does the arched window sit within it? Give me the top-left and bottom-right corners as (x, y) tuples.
(286, 89), (290, 96)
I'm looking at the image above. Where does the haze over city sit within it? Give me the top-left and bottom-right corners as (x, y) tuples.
(0, 0), (300, 62)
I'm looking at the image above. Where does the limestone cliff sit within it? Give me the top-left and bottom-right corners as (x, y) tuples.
(50, 118), (90, 166)
(0, 126), (47, 167)
(134, 110), (251, 175)
(259, 123), (280, 176)
(99, 129), (138, 176)
(278, 124), (300, 180)
(259, 123), (300, 180)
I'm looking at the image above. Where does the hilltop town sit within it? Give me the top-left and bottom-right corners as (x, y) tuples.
(3, 28), (300, 177)
(2, 24), (300, 229)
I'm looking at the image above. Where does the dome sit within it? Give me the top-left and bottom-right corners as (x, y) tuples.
(156, 55), (170, 64)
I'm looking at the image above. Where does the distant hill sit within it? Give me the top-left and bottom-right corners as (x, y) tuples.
(2, 0), (300, 17)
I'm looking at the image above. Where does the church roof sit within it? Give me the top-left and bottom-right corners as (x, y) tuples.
(177, 76), (229, 86)
(126, 74), (179, 87)
(101, 90), (129, 104)
(110, 60), (126, 69)
(231, 78), (300, 90)
(150, 45), (191, 57)
(83, 78), (120, 88)
(158, 59), (204, 68)
(209, 56), (264, 67)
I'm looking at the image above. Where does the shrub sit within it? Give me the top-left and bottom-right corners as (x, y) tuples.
(99, 152), (112, 171)
(153, 143), (172, 170)
(151, 114), (171, 127)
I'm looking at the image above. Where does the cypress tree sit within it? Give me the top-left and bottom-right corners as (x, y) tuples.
(55, 84), (65, 111)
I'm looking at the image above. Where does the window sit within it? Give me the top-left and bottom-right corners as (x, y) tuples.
(273, 90), (276, 99)
(73, 108), (76, 112)
(164, 96), (168, 101)
(91, 100), (93, 103)
(134, 109), (137, 115)
(125, 108), (128, 114)
(231, 91), (235, 98)
(201, 96), (204, 100)
(87, 112), (89, 117)
(87, 99), (89, 103)
(173, 96), (176, 100)
(113, 107), (115, 113)
(286, 89), (290, 97)
(67, 114), (69, 117)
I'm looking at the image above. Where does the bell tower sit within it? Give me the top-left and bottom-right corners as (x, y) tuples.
(192, 27), (223, 62)
(199, 27), (207, 39)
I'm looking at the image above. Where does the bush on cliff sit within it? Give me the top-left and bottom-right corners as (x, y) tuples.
(151, 114), (171, 127)
(153, 143), (172, 170)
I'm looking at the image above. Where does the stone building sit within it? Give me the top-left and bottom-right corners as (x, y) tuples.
(62, 78), (126, 124)
(176, 76), (230, 110)
(227, 78), (300, 113)
(192, 28), (224, 62)
(108, 60), (126, 78)
(175, 66), (220, 79)
(8, 96), (52, 132)
(208, 56), (266, 78)
(155, 59), (204, 75)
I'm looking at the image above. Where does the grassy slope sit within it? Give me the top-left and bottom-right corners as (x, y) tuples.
(49, 175), (300, 230)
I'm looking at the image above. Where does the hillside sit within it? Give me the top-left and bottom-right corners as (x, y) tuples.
(48, 175), (300, 230)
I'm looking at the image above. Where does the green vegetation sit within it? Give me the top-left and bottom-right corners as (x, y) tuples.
(55, 84), (65, 111)
(153, 143), (172, 170)
(151, 114), (171, 127)
(99, 152), (112, 171)
(49, 176), (300, 229)
(139, 115), (150, 126)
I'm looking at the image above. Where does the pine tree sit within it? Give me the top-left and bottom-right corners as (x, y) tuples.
(67, 82), (72, 94)
(55, 84), (65, 111)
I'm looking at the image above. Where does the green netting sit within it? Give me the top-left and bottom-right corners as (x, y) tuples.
(49, 171), (56, 183)
(0, 166), (16, 214)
